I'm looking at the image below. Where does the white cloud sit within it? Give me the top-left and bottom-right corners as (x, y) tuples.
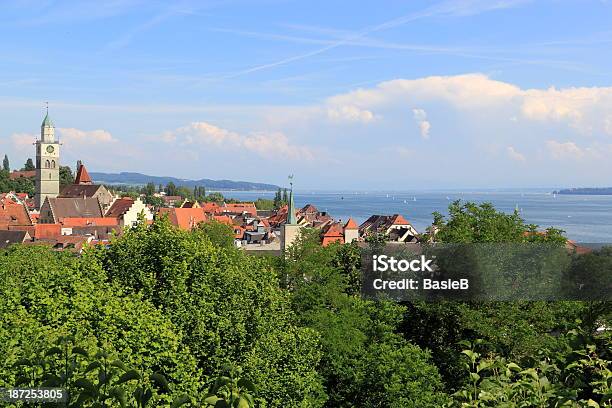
(506, 146), (526, 162)
(10, 133), (36, 151)
(326, 104), (376, 123)
(546, 140), (589, 160)
(412, 108), (431, 139)
(162, 121), (316, 160)
(58, 128), (118, 144)
(327, 74), (612, 136)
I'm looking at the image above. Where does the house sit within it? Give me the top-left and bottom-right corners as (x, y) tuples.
(181, 199), (200, 208)
(343, 218), (359, 243)
(0, 201), (33, 229)
(321, 222), (345, 246)
(106, 197), (153, 227)
(0, 230), (31, 248)
(158, 207), (207, 230)
(38, 197), (103, 224)
(359, 214), (419, 242)
(221, 202), (257, 217)
(163, 195), (183, 207)
(59, 162), (115, 210)
(201, 202), (222, 215)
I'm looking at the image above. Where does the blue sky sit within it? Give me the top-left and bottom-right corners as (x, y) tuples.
(1, 0), (612, 189)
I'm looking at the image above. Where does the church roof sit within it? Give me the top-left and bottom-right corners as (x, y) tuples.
(74, 163), (93, 184)
(60, 184), (103, 198)
(41, 112), (53, 127)
(344, 217), (359, 230)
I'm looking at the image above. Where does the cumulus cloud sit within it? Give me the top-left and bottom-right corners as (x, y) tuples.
(327, 73), (612, 136)
(506, 146), (526, 162)
(326, 104), (376, 123)
(412, 108), (431, 139)
(546, 140), (592, 160)
(58, 128), (118, 144)
(11, 133), (36, 151)
(162, 121), (315, 160)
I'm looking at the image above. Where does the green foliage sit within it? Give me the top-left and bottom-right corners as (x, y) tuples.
(23, 158), (35, 171)
(195, 220), (235, 248)
(273, 188), (288, 209)
(0, 168), (35, 196)
(254, 198), (275, 210)
(282, 230), (449, 407)
(97, 217), (324, 407)
(430, 200), (566, 244)
(3, 154), (10, 171)
(454, 328), (612, 407)
(203, 366), (256, 408)
(60, 165), (74, 187)
(0, 244), (201, 402)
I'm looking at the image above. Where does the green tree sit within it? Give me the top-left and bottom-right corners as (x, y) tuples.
(59, 165), (74, 187)
(3, 154), (9, 171)
(143, 182), (156, 196)
(98, 218), (325, 407)
(195, 220), (235, 248)
(283, 230), (449, 407)
(165, 181), (178, 196)
(0, 244), (201, 402)
(23, 158), (35, 171)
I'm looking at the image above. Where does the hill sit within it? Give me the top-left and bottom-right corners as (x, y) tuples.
(90, 172), (280, 191)
(554, 187), (612, 195)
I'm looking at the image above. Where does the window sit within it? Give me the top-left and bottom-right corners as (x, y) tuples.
(51, 160), (56, 168)
(45, 160), (50, 168)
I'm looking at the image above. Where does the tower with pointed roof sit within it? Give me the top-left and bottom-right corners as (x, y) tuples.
(281, 175), (302, 252)
(35, 106), (61, 209)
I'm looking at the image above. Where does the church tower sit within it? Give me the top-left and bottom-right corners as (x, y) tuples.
(35, 107), (60, 209)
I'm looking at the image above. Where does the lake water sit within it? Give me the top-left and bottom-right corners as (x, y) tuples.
(214, 189), (612, 243)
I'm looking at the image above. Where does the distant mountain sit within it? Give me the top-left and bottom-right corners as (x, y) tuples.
(90, 172), (280, 191)
(554, 187), (612, 195)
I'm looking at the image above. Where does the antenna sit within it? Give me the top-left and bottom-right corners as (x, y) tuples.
(288, 174), (294, 190)
(45, 101), (49, 114)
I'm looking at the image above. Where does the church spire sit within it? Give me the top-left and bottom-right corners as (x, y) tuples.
(287, 175), (296, 224)
(40, 102), (55, 142)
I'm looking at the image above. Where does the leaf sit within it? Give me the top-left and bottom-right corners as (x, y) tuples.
(470, 372), (480, 383)
(12, 358), (31, 367)
(150, 372), (170, 393)
(205, 396), (221, 405)
(237, 379), (256, 393)
(115, 369), (141, 385)
(45, 346), (62, 357)
(170, 394), (191, 408)
(74, 378), (97, 396)
(586, 400), (600, 408)
(236, 396), (250, 408)
(506, 362), (521, 371)
(110, 360), (127, 371)
(109, 387), (127, 408)
(72, 347), (89, 357)
(84, 361), (101, 373)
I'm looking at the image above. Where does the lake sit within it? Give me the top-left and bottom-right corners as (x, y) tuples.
(214, 189), (612, 243)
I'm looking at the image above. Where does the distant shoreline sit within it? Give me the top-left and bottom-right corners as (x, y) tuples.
(554, 187), (612, 195)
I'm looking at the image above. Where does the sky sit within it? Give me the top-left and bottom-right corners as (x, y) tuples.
(1, 0), (612, 190)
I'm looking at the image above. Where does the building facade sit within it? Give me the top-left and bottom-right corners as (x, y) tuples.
(35, 111), (60, 209)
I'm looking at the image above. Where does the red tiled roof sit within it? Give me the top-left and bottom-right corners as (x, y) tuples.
(201, 202), (221, 214)
(212, 215), (233, 225)
(106, 198), (134, 218)
(74, 163), (92, 184)
(344, 217), (358, 230)
(222, 202), (257, 216)
(321, 223), (345, 246)
(0, 202), (32, 227)
(9, 170), (35, 180)
(158, 207), (207, 230)
(61, 217), (119, 227)
(33, 224), (61, 240)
